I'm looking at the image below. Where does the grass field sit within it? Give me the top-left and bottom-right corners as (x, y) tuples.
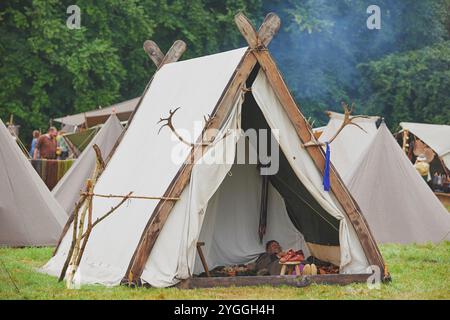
(0, 242), (449, 300)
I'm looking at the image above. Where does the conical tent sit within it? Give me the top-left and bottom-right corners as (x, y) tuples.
(345, 123), (450, 244)
(43, 13), (385, 287)
(52, 114), (124, 215)
(318, 112), (380, 179)
(0, 119), (66, 247)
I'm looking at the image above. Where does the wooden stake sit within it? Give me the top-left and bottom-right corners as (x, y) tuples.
(57, 190), (86, 281)
(196, 242), (210, 277)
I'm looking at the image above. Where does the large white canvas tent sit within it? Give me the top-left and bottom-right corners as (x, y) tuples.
(399, 122), (450, 171)
(0, 119), (66, 247)
(43, 13), (385, 288)
(52, 114), (124, 215)
(318, 112), (380, 179)
(346, 123), (450, 244)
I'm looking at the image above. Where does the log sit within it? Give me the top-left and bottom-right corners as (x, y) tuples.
(234, 13), (258, 48)
(143, 40), (165, 67)
(257, 13), (281, 47)
(160, 40), (187, 68)
(176, 274), (372, 289)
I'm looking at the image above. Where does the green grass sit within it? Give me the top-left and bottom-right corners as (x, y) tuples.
(1, 242), (449, 300)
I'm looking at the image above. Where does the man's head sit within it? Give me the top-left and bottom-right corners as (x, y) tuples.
(32, 130), (40, 138)
(266, 240), (282, 254)
(48, 126), (57, 138)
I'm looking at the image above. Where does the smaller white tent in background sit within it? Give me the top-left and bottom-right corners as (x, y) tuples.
(318, 112), (380, 178)
(52, 114), (124, 215)
(345, 123), (450, 244)
(0, 119), (66, 247)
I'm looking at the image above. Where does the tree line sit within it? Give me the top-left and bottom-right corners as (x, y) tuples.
(0, 0), (449, 145)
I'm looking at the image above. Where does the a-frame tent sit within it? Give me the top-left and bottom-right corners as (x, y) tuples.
(0, 119), (67, 247)
(43, 13), (386, 288)
(52, 114), (124, 216)
(346, 123), (450, 244)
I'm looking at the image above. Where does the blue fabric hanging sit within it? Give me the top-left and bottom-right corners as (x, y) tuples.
(323, 142), (331, 191)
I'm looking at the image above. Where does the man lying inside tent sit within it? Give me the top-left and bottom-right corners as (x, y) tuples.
(253, 240), (288, 275)
(253, 240), (320, 276)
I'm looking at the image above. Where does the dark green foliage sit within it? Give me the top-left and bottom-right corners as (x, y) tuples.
(0, 0), (262, 143)
(0, 0), (449, 145)
(359, 41), (450, 130)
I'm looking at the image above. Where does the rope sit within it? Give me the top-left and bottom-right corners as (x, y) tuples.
(81, 192), (179, 201)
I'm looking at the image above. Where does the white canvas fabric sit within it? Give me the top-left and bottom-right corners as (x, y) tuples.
(400, 122), (450, 170)
(0, 119), (66, 247)
(192, 163), (309, 274)
(346, 123), (450, 244)
(319, 112), (379, 178)
(52, 114), (123, 215)
(42, 47), (249, 285)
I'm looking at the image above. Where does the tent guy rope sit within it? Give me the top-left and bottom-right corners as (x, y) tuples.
(80, 192), (180, 201)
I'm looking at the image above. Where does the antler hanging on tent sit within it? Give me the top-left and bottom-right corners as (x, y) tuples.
(303, 102), (370, 147)
(157, 107), (214, 148)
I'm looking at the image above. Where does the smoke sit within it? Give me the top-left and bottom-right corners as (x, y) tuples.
(261, 0), (448, 125)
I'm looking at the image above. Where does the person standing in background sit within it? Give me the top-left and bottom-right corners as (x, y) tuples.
(34, 127), (57, 160)
(414, 154), (430, 182)
(29, 130), (41, 159)
(56, 130), (69, 160)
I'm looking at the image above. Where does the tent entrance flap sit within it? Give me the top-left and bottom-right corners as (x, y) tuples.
(240, 92), (340, 247)
(191, 91), (341, 275)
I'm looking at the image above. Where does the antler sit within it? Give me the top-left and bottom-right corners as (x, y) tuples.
(304, 102), (369, 147)
(157, 108), (215, 147)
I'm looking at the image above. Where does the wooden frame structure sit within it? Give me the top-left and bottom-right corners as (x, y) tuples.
(118, 12), (387, 287)
(53, 12), (387, 288)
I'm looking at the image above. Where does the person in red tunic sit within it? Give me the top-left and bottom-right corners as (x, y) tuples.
(33, 127), (58, 160)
